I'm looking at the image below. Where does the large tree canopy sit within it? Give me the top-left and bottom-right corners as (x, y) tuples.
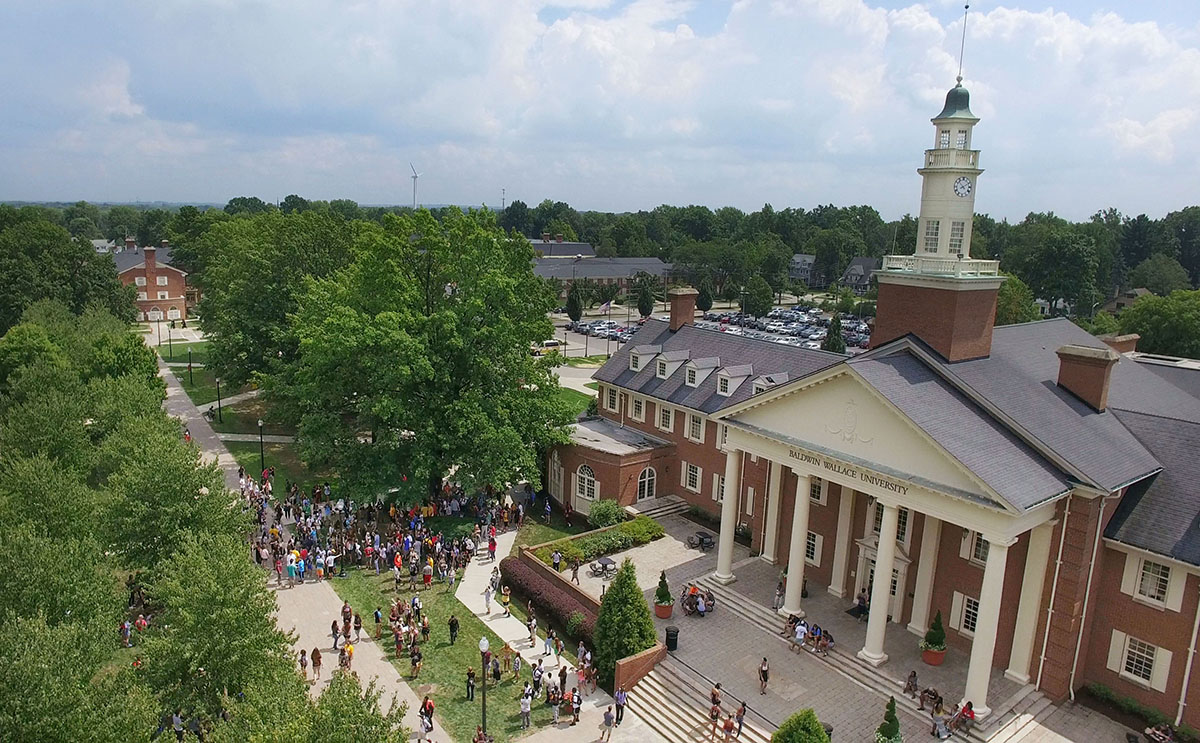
(1120, 290), (1200, 359)
(273, 208), (573, 499)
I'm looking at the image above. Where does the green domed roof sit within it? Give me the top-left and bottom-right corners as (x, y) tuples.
(934, 77), (976, 120)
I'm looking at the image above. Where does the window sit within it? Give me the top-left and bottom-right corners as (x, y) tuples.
(138, 292), (148, 301)
(576, 465), (596, 501)
(939, 129), (950, 148)
(949, 221), (966, 255)
(630, 355), (641, 372)
(717, 376), (730, 395)
(805, 532), (821, 565)
(685, 463), (700, 492)
(637, 467), (656, 501)
(156, 275), (168, 286)
(658, 405), (673, 432)
(1138, 560), (1171, 604)
(752, 383), (765, 395)
(656, 361), (668, 379)
(686, 368), (697, 387)
(961, 596), (980, 634)
(606, 387), (618, 411)
(1124, 636), (1156, 683)
(713, 473), (725, 502)
(872, 503), (909, 543)
(157, 291), (169, 300)
(923, 220), (940, 253)
(688, 414), (704, 443)
(631, 397), (644, 422)
(134, 276), (146, 286)
(809, 477), (824, 503)
(955, 129), (967, 149)
(971, 533), (989, 565)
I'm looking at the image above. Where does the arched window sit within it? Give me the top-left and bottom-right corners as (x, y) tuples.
(637, 467), (656, 501)
(576, 465), (596, 501)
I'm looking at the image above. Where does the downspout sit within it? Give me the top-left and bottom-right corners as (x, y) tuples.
(1068, 494), (1114, 701)
(1036, 494), (1072, 690)
(1176, 587), (1200, 725)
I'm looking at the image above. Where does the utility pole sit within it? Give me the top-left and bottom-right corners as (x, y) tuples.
(501, 188), (506, 211)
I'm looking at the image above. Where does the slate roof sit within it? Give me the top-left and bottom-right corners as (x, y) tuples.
(593, 319), (843, 415)
(1133, 356), (1200, 401)
(111, 246), (181, 273)
(840, 257), (880, 285)
(533, 257), (670, 280)
(529, 240), (596, 258)
(849, 352), (1071, 510)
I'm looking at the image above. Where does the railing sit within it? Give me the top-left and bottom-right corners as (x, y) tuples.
(923, 148), (980, 169)
(880, 255), (1000, 277)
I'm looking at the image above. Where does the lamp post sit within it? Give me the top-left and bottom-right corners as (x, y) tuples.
(188, 349), (193, 386)
(478, 636), (490, 733)
(257, 419), (265, 474)
(215, 377), (223, 423)
(168, 322), (173, 358)
(156, 315), (162, 348)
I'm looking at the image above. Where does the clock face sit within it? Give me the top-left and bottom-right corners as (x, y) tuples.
(953, 176), (973, 198)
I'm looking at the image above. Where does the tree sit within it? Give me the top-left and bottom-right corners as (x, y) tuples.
(275, 208), (573, 498)
(744, 275), (774, 317)
(1012, 225), (1098, 316)
(330, 199), (363, 221)
(102, 205), (141, 241)
(772, 708), (829, 743)
(995, 274), (1040, 326)
(501, 199), (533, 236)
(224, 195), (275, 215)
(281, 194), (311, 214)
(68, 216), (102, 239)
(593, 558), (656, 686)
(696, 278), (714, 312)
(597, 282), (621, 305)
(1129, 254), (1192, 296)
(0, 219), (135, 334)
(637, 285), (655, 318)
(136, 208), (171, 247)
(822, 315), (846, 353)
(566, 284), (583, 323)
(1082, 310), (1120, 336)
(876, 697), (902, 743)
(1120, 290), (1200, 359)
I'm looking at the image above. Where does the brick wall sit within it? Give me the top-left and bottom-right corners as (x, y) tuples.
(517, 546), (603, 615)
(614, 642), (666, 692)
(872, 280), (999, 361)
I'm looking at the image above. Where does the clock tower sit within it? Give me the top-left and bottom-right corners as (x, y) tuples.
(871, 78), (1005, 362)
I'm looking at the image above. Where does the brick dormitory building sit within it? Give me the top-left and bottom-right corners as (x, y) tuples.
(113, 237), (189, 322)
(550, 78), (1200, 728)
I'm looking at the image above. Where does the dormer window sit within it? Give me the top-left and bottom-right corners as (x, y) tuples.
(630, 354), (641, 372)
(656, 361), (668, 379)
(717, 376), (730, 396)
(686, 368), (697, 387)
(753, 383), (766, 395)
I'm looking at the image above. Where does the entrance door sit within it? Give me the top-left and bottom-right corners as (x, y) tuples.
(637, 467), (656, 501)
(548, 451), (563, 502)
(866, 559), (900, 621)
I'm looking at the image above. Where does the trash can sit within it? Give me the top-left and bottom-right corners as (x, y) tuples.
(665, 625), (679, 652)
(822, 722), (833, 739)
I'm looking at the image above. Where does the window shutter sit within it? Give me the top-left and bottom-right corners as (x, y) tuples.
(1151, 647), (1173, 693)
(594, 478), (600, 500)
(571, 474), (578, 501)
(1107, 630), (1126, 673)
(746, 487), (755, 516)
(681, 461), (688, 488)
(1166, 568), (1186, 613)
(812, 534), (823, 567)
(712, 473), (720, 501)
(949, 592), (963, 631)
(959, 532), (972, 560)
(1120, 553), (1138, 596)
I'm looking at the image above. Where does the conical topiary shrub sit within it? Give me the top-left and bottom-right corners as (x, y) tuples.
(875, 696), (902, 743)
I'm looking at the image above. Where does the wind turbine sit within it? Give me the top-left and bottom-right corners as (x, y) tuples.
(409, 162), (421, 209)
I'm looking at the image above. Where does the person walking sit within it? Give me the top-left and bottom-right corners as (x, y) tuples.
(722, 712), (736, 741)
(353, 612), (363, 642)
(520, 692), (532, 729)
(374, 606), (383, 640)
(600, 706), (615, 741)
(298, 649), (308, 681)
(614, 685), (628, 726)
(709, 701), (722, 740)
(448, 614), (460, 645)
(311, 647), (322, 681)
(483, 585), (493, 615)
(571, 558), (581, 585)
(330, 620), (341, 650)
(571, 686), (582, 725)
(544, 628), (555, 657)
(466, 666), (476, 700)
(735, 702), (746, 738)
(758, 658), (770, 694)
(551, 549), (562, 572)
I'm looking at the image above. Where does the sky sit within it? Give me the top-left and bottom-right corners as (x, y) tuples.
(1, 0), (1197, 221)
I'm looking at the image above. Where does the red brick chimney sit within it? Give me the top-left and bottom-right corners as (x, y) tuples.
(555, 234), (564, 243)
(1056, 344), (1120, 412)
(125, 236), (136, 252)
(668, 287), (698, 332)
(160, 239), (169, 249)
(1099, 333), (1139, 355)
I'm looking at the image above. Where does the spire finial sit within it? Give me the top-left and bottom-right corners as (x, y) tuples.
(957, 3), (970, 82)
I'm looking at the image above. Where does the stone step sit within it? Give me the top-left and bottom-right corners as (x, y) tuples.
(983, 694), (1053, 743)
(627, 495), (691, 520)
(960, 685), (1040, 742)
(655, 659), (775, 743)
(694, 576), (783, 630)
(628, 665), (773, 743)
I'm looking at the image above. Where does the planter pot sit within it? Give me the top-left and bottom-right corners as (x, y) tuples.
(922, 648), (946, 666)
(654, 603), (674, 619)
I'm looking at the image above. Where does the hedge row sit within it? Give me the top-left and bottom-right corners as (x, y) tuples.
(1085, 683), (1198, 741)
(532, 516), (665, 566)
(500, 556), (596, 645)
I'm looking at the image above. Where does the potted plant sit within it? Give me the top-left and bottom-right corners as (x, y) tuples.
(920, 610), (947, 666)
(874, 697), (903, 743)
(654, 570), (674, 619)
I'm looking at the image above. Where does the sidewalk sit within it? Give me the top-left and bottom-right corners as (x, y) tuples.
(217, 432), (297, 444)
(455, 531), (662, 742)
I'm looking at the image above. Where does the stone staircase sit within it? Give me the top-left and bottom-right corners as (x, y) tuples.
(626, 494), (690, 520)
(692, 575), (1052, 742)
(626, 656), (775, 743)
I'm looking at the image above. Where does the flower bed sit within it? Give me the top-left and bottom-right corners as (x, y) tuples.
(531, 515), (664, 566)
(500, 556), (596, 645)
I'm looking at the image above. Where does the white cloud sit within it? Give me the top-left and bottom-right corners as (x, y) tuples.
(0, 0), (1197, 220)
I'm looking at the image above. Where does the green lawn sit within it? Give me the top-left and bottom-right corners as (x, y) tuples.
(225, 441), (330, 490)
(209, 397), (297, 436)
(555, 388), (593, 417)
(583, 382), (598, 391)
(158, 338), (210, 365)
(510, 508), (589, 555)
(170, 366), (250, 407)
(562, 355), (609, 368)
(331, 569), (574, 743)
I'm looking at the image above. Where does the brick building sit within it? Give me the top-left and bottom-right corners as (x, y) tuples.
(114, 238), (189, 322)
(550, 78), (1200, 727)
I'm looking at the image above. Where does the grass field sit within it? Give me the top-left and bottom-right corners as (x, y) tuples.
(562, 355), (609, 368)
(510, 508), (589, 555)
(209, 397), (297, 436)
(158, 338), (210, 365)
(170, 366), (250, 407)
(555, 388), (593, 417)
(583, 382), (598, 390)
(330, 569), (575, 743)
(225, 441), (331, 490)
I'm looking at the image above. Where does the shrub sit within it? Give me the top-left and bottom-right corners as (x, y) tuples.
(875, 697), (901, 743)
(772, 709), (829, 743)
(533, 516), (664, 566)
(588, 499), (626, 529)
(921, 610), (946, 652)
(655, 571), (672, 606)
(593, 559), (656, 687)
(1084, 683), (1193, 740)
(499, 557), (596, 645)
(566, 611), (586, 638)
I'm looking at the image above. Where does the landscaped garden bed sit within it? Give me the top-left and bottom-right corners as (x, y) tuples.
(530, 515), (664, 566)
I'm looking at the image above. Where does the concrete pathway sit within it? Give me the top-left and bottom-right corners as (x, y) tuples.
(215, 389), (262, 407)
(552, 365), (597, 395)
(165, 361), (205, 368)
(217, 432), (297, 444)
(455, 531), (662, 742)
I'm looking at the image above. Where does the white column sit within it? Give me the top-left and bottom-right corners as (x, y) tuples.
(713, 448), (743, 584)
(762, 461), (783, 562)
(907, 514), (942, 637)
(963, 539), (1011, 718)
(858, 502), (899, 667)
(1006, 523), (1054, 683)
(827, 487), (855, 598)
(781, 473), (812, 617)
